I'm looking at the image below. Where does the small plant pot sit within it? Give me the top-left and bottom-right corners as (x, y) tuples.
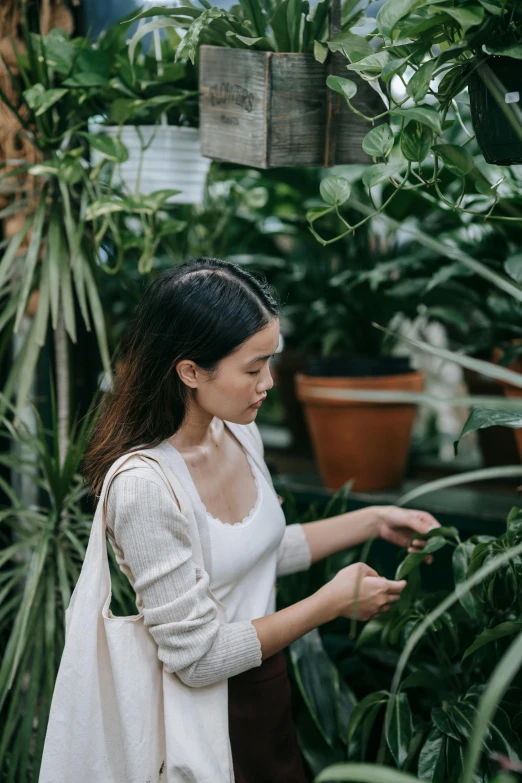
(88, 124), (211, 204)
(296, 367), (424, 491)
(469, 57), (522, 165)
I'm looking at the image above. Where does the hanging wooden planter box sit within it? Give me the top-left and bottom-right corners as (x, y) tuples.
(199, 45), (382, 169)
(469, 57), (522, 166)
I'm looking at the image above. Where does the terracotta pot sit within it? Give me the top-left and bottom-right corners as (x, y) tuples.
(493, 347), (522, 461)
(295, 371), (424, 491)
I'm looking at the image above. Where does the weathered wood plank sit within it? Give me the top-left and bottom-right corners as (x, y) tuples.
(199, 45), (384, 169)
(199, 46), (269, 168)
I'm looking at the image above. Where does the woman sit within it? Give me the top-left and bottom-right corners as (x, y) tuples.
(84, 257), (439, 783)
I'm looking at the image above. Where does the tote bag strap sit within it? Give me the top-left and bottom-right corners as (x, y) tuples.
(67, 448), (204, 621)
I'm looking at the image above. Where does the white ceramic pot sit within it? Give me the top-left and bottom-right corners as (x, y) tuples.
(88, 123), (211, 205)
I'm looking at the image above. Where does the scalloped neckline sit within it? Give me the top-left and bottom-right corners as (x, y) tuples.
(205, 450), (262, 528)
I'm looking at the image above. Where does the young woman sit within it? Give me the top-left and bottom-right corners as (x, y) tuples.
(84, 257), (439, 783)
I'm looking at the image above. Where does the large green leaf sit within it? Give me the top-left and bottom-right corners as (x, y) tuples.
(362, 161), (405, 188)
(395, 536), (447, 579)
(391, 104), (441, 134)
(82, 132), (129, 163)
(417, 727), (446, 781)
(327, 75), (358, 101)
(320, 176), (351, 206)
(316, 762), (423, 782)
(347, 691), (388, 756)
(452, 542), (480, 622)
(432, 143), (474, 175)
(386, 692), (413, 768)
(429, 4), (484, 34)
(462, 621), (522, 661)
(406, 59), (437, 102)
(456, 408), (522, 455)
(362, 124), (394, 158)
(377, 0), (423, 38)
(23, 84), (68, 116)
(400, 122), (433, 162)
(290, 629), (341, 747)
(461, 632), (522, 783)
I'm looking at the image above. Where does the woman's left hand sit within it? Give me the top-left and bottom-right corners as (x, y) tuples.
(374, 506), (441, 564)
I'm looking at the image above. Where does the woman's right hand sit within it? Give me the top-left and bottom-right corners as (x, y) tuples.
(321, 562), (407, 622)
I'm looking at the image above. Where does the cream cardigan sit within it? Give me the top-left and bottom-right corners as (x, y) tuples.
(106, 420), (312, 687)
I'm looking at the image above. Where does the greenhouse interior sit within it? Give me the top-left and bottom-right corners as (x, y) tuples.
(2, 0), (522, 782)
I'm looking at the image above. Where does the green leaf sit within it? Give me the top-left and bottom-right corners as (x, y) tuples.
(82, 132), (129, 163)
(386, 692), (413, 768)
(316, 762), (423, 782)
(269, 0), (291, 52)
(432, 143), (474, 175)
(238, 0), (266, 38)
(429, 4), (484, 34)
(289, 630), (341, 747)
(14, 192), (47, 334)
(418, 728), (446, 781)
(327, 31), (373, 62)
(347, 692), (388, 759)
(362, 161), (405, 187)
(432, 707), (461, 741)
(320, 176), (351, 206)
(461, 632), (522, 783)
(362, 124), (394, 158)
(327, 75), (357, 101)
(377, 0), (423, 38)
(382, 57), (409, 82)
(346, 51), (390, 74)
(456, 408), (522, 455)
(452, 542), (481, 622)
(505, 254), (522, 283)
(395, 536), (446, 579)
(392, 104), (441, 134)
(406, 59), (436, 102)
(23, 84), (67, 116)
(314, 40), (328, 63)
(401, 122), (433, 162)
(462, 621), (522, 661)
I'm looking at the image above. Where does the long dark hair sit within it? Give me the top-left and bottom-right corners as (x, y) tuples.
(84, 258), (279, 496)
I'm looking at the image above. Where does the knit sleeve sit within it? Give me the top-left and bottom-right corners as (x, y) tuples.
(276, 524), (312, 576)
(106, 469), (262, 687)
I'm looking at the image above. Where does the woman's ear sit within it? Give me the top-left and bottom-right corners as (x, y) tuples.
(176, 360), (199, 389)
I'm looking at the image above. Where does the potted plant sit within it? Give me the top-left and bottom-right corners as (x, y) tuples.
(89, 15), (210, 204)
(271, 196), (431, 491)
(301, 0), (522, 243)
(131, 0), (384, 169)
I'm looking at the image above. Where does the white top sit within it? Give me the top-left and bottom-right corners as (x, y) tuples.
(206, 449), (286, 622)
(105, 421), (312, 687)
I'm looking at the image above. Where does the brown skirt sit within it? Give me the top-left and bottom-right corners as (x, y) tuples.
(228, 650), (310, 783)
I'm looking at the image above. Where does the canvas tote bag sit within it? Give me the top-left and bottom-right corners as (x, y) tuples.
(39, 448), (234, 783)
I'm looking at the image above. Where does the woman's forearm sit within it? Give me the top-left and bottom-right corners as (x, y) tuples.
(301, 506), (378, 564)
(252, 588), (336, 660)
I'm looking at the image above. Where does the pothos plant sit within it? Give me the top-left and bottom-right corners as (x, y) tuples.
(308, 0), (522, 246)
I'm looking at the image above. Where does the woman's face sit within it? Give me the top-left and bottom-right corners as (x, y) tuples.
(178, 318), (280, 424)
